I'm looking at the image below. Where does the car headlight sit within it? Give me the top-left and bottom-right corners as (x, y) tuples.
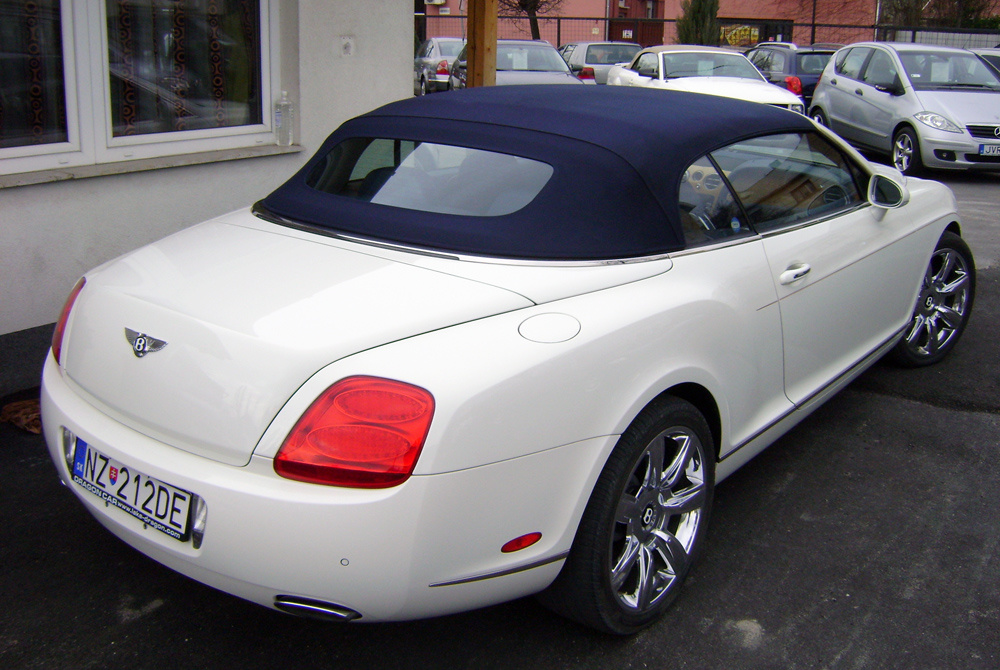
(914, 112), (963, 134)
(790, 104), (805, 115)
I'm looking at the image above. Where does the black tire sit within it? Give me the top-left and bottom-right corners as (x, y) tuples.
(810, 107), (828, 127)
(892, 126), (923, 175)
(538, 396), (714, 634)
(418, 77), (428, 96)
(889, 231), (975, 367)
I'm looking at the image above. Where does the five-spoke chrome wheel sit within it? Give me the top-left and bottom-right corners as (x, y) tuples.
(892, 127), (922, 175)
(539, 397), (713, 634)
(891, 231), (975, 366)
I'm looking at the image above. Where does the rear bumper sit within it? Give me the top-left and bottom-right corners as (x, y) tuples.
(41, 355), (606, 621)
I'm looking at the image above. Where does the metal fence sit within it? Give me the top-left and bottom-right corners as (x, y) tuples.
(416, 14), (1000, 51)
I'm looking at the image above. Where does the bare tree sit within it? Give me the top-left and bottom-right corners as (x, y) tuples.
(881, 0), (999, 27)
(497, 0), (565, 41)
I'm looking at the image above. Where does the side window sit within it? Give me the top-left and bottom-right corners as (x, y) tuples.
(861, 50), (899, 89)
(634, 52), (659, 75)
(835, 47), (871, 80)
(677, 155), (752, 248)
(771, 51), (787, 72)
(709, 132), (864, 233)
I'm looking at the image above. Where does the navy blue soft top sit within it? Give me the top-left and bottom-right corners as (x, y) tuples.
(259, 85), (814, 260)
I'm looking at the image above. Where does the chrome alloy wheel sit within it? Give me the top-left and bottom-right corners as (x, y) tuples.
(893, 129), (917, 174)
(904, 245), (971, 358)
(610, 427), (707, 612)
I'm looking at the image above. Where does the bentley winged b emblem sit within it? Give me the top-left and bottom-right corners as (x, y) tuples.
(125, 328), (168, 358)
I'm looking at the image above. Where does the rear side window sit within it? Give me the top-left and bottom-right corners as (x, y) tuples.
(306, 138), (554, 217)
(835, 47), (871, 80)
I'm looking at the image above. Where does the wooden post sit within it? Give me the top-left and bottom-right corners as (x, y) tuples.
(466, 0), (497, 87)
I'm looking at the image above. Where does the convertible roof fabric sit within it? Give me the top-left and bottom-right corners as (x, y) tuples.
(260, 85), (814, 260)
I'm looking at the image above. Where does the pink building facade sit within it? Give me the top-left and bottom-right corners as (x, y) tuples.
(417, 0), (877, 47)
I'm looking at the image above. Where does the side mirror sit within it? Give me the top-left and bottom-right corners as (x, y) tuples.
(868, 173), (910, 208)
(638, 64), (658, 78)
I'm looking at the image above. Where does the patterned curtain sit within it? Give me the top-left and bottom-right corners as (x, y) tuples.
(0, 0), (68, 149)
(107, 0), (261, 137)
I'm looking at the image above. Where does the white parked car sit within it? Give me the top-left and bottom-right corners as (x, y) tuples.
(43, 86), (973, 634)
(608, 45), (806, 114)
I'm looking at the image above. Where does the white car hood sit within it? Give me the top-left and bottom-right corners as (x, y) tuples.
(663, 76), (801, 106)
(61, 210), (672, 466)
(914, 89), (1000, 125)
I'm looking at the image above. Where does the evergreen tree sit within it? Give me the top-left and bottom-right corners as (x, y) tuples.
(676, 0), (720, 46)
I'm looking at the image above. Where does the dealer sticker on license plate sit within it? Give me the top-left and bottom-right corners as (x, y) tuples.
(71, 438), (193, 542)
(979, 144), (1000, 156)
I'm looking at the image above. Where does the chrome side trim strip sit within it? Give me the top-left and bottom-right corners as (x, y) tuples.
(429, 551), (570, 588)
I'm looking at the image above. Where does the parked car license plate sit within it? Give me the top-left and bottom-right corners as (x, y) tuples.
(979, 144), (1000, 156)
(71, 438), (193, 542)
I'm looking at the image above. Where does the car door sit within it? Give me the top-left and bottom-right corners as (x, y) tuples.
(852, 48), (905, 153)
(711, 131), (929, 405)
(823, 46), (874, 144)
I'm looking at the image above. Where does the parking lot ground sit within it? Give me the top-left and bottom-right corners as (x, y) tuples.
(2, 173), (999, 669)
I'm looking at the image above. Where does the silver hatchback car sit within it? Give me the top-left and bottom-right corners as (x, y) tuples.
(810, 42), (1000, 174)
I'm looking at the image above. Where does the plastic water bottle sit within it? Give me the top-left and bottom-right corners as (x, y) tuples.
(274, 91), (293, 146)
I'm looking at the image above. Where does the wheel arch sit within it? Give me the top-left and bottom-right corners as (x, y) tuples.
(650, 382), (722, 460)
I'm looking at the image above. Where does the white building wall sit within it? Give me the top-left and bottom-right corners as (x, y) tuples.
(0, 0), (413, 336)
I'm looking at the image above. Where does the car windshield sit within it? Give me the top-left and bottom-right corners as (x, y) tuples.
(438, 41), (465, 58)
(586, 43), (641, 65)
(898, 51), (1000, 90)
(305, 137), (554, 217)
(497, 44), (570, 72)
(661, 52), (764, 80)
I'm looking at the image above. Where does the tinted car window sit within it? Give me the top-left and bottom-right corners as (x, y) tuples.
(710, 132), (864, 232)
(307, 138), (554, 217)
(585, 43), (640, 65)
(796, 52), (832, 74)
(835, 47), (871, 80)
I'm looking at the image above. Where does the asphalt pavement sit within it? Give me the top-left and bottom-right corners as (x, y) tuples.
(2, 172), (998, 670)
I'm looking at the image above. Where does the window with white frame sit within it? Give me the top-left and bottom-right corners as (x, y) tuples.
(1, 0), (282, 175)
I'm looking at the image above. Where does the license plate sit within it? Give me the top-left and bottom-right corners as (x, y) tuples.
(71, 438), (193, 542)
(979, 144), (1000, 156)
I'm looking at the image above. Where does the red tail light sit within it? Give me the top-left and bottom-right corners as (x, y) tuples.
(784, 75), (803, 95)
(436, 60), (450, 75)
(52, 277), (86, 366)
(578, 67), (596, 81)
(275, 376), (435, 488)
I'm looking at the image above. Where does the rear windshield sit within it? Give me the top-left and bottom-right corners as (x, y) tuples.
(306, 137), (554, 217)
(795, 52), (832, 74)
(586, 43), (641, 65)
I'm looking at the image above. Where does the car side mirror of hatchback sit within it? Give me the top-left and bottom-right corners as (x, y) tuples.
(875, 78), (905, 96)
(868, 173), (910, 208)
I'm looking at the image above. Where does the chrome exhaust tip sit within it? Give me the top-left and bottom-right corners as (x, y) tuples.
(273, 595), (362, 622)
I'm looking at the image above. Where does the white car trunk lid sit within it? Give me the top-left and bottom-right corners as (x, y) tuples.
(62, 219), (533, 466)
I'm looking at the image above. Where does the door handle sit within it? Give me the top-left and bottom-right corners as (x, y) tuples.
(780, 263), (811, 285)
(855, 88), (864, 96)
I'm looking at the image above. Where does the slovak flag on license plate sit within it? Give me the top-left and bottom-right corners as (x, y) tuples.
(109, 466), (119, 485)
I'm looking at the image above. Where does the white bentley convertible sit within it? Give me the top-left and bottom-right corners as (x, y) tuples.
(42, 86), (974, 634)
